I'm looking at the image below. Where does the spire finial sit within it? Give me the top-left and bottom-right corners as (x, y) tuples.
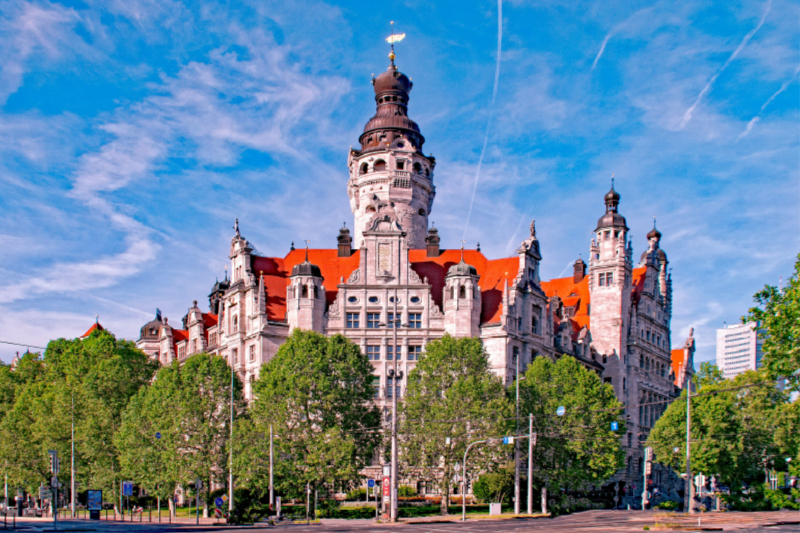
(611, 173), (615, 189)
(653, 216), (657, 229)
(224, 264), (228, 281)
(304, 240), (310, 262)
(95, 314), (98, 324)
(234, 218), (240, 236)
(385, 21), (405, 68)
(460, 240), (466, 261)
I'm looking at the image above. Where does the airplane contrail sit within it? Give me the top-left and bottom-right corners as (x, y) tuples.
(462, 0), (502, 241)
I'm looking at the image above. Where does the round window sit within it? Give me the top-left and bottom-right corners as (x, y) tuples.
(348, 296), (358, 303)
(410, 296), (421, 304)
(368, 296), (379, 303)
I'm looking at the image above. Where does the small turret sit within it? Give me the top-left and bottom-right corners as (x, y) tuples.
(287, 247), (325, 332)
(443, 250), (481, 337)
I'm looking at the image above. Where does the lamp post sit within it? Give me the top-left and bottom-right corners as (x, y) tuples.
(462, 439), (489, 521)
(514, 353), (520, 515)
(378, 290), (407, 522)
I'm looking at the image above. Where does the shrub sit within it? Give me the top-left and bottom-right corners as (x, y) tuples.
(398, 485), (417, 498)
(345, 488), (367, 501)
(656, 500), (680, 511)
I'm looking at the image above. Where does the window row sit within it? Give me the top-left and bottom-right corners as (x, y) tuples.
(372, 376), (403, 399)
(346, 312), (422, 329)
(365, 344), (421, 361)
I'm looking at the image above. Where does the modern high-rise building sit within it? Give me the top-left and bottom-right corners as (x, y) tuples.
(716, 321), (764, 379)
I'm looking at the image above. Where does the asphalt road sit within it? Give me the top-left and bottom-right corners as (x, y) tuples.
(8, 510), (800, 532)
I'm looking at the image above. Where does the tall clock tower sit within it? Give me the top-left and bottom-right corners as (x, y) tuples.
(347, 52), (436, 249)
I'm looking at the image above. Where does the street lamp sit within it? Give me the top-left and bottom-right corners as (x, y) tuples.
(378, 288), (410, 523)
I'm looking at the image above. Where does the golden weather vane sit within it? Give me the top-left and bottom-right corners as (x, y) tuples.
(386, 21), (406, 66)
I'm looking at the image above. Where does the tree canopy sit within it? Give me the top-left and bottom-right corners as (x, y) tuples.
(517, 355), (625, 494)
(647, 365), (799, 491)
(746, 253), (800, 391)
(399, 334), (513, 514)
(116, 353), (245, 513)
(0, 329), (157, 505)
(241, 330), (380, 499)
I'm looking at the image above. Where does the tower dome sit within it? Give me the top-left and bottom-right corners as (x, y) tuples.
(447, 258), (478, 277)
(359, 61), (425, 152)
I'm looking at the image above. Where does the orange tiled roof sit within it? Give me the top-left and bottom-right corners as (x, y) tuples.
(251, 249), (520, 325)
(80, 322), (105, 338)
(172, 329), (189, 342)
(671, 348), (684, 385)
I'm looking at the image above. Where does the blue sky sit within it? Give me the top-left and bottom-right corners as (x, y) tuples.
(0, 0), (797, 366)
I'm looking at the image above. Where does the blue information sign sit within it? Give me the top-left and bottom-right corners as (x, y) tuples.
(611, 421), (619, 431)
(122, 481), (133, 496)
(215, 497), (224, 507)
(367, 479), (375, 488)
(155, 432), (161, 439)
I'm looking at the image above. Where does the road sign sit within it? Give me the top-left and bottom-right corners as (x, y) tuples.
(556, 406), (566, 417)
(39, 487), (52, 499)
(644, 446), (654, 462)
(221, 494), (228, 502)
(195, 478), (202, 490)
(155, 432), (161, 439)
(215, 497), (224, 507)
(610, 421), (619, 431)
(122, 481), (133, 496)
(503, 436), (515, 444)
(214, 508), (223, 519)
(645, 463), (652, 475)
(367, 479), (375, 488)
(383, 475), (390, 503)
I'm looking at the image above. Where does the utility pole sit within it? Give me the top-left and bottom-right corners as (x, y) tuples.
(269, 425), (274, 509)
(389, 287), (399, 523)
(527, 414), (534, 515)
(684, 380), (693, 514)
(229, 358), (234, 515)
(71, 394), (75, 518)
(514, 354), (520, 515)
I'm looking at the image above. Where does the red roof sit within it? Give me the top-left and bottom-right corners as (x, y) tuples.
(250, 249), (520, 325)
(80, 322), (105, 339)
(671, 348), (684, 385)
(172, 329), (189, 342)
(541, 273), (591, 332)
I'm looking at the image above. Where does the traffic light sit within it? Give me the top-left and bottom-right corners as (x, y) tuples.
(48, 450), (58, 475)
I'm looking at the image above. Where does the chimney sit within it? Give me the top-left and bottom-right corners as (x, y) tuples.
(425, 227), (440, 257)
(573, 257), (586, 283)
(337, 225), (352, 257)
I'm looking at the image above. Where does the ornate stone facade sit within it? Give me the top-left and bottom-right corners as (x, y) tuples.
(136, 54), (693, 487)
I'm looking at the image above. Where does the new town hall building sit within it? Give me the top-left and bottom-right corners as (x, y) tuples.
(136, 54), (694, 488)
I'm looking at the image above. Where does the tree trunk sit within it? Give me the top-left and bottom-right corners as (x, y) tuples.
(168, 497), (175, 517)
(440, 485), (449, 515)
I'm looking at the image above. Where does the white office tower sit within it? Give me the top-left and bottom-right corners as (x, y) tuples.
(716, 321), (764, 379)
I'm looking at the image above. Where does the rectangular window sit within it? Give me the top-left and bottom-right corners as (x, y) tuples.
(512, 346), (519, 363)
(367, 313), (380, 329)
(408, 345), (421, 361)
(249, 345), (255, 362)
(409, 313), (422, 329)
(232, 348), (238, 365)
(387, 345), (401, 361)
(366, 345), (380, 361)
(387, 377), (401, 398)
(627, 432), (632, 447)
(192, 339), (197, 354)
(623, 377), (627, 391)
(598, 273), (605, 287)
(209, 332), (217, 347)
(178, 345), (185, 359)
(604, 377), (612, 384)
(373, 377), (380, 399)
(387, 313), (398, 328)
(347, 313), (360, 328)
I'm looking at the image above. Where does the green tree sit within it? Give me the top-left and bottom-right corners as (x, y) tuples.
(0, 330), (156, 506)
(242, 330), (380, 501)
(116, 353), (244, 516)
(648, 367), (799, 492)
(517, 355), (625, 499)
(746, 253), (800, 391)
(399, 334), (513, 515)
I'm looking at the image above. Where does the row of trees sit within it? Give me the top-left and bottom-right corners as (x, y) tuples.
(0, 329), (625, 516)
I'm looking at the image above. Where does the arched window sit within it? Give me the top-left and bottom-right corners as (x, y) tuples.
(374, 160), (386, 172)
(360, 163), (368, 174)
(301, 285), (309, 298)
(232, 315), (238, 332)
(413, 162), (422, 174)
(313, 285), (318, 299)
(459, 286), (466, 299)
